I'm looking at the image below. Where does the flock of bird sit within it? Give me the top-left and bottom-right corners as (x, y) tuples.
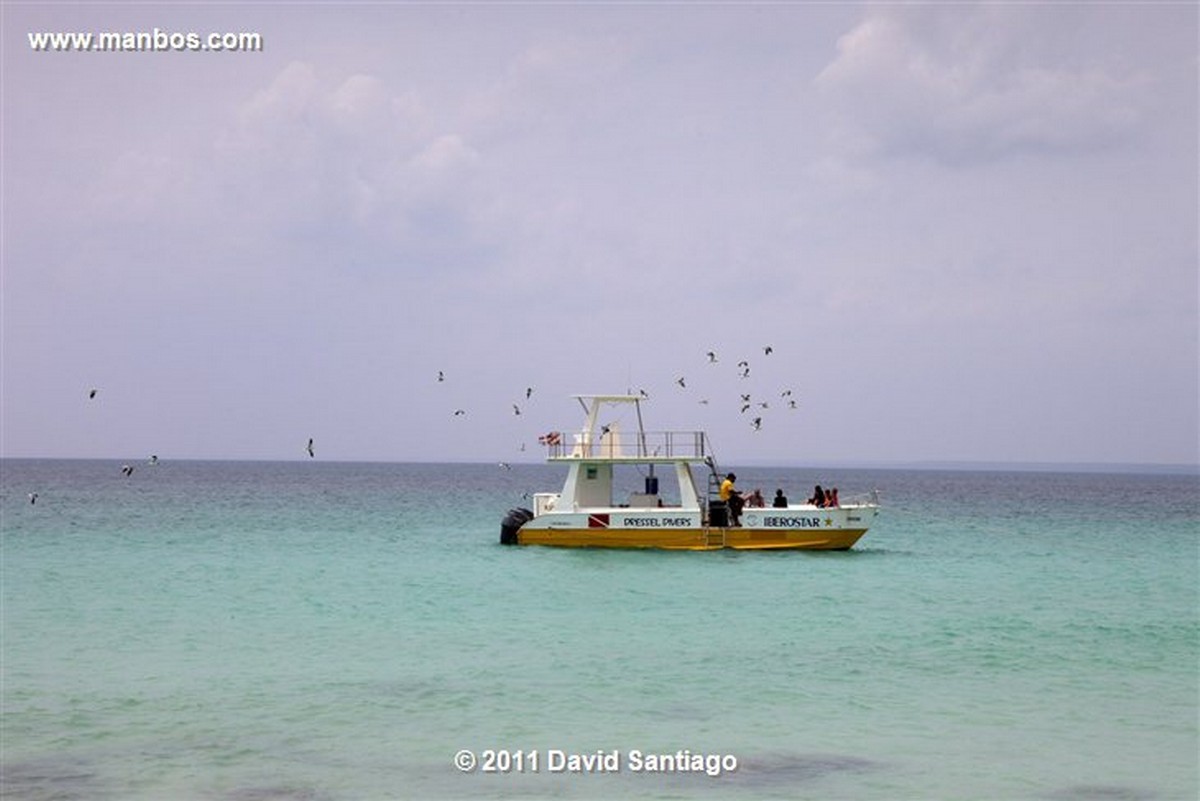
(671, 345), (799, 432)
(41, 345), (797, 502)
(438, 374), (537, 422)
(434, 343), (800, 450)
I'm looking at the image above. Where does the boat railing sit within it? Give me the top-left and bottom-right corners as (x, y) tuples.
(545, 430), (710, 461)
(838, 489), (881, 507)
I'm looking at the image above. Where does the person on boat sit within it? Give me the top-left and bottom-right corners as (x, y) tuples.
(719, 473), (745, 526)
(808, 485), (825, 507)
(746, 489), (766, 508)
(773, 489), (788, 508)
(827, 488), (839, 507)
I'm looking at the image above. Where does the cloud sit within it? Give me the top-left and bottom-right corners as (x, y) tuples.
(195, 61), (493, 278)
(814, 6), (1148, 165)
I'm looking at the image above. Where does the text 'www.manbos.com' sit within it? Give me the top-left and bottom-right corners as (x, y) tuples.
(28, 28), (263, 53)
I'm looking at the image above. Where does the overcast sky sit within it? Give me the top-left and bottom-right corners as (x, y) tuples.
(2, 2), (1197, 467)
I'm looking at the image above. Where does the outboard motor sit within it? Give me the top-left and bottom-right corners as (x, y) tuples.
(500, 507), (534, 545)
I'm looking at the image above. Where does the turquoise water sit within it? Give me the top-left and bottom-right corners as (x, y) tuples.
(2, 460), (1197, 800)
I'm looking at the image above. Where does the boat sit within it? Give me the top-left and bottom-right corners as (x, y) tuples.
(499, 394), (879, 550)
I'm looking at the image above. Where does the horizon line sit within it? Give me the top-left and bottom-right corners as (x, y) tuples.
(1, 455), (1197, 476)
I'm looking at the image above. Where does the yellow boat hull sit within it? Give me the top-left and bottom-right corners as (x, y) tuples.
(515, 526), (868, 551)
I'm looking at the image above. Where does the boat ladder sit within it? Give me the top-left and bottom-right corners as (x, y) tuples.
(705, 528), (726, 548)
(706, 470), (723, 501)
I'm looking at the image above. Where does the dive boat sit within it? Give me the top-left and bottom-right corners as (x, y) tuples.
(500, 394), (879, 550)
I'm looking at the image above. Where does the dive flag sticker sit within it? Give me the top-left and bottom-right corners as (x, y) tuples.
(587, 513), (610, 528)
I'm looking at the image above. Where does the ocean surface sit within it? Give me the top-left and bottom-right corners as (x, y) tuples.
(2, 459), (1197, 801)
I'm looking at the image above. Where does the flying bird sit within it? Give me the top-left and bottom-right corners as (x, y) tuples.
(750, 417), (762, 431)
(28, 492), (38, 505)
(764, 345), (773, 355)
(453, 409), (466, 416)
(498, 462), (512, 470)
(437, 371), (445, 382)
(675, 377), (686, 388)
(780, 390), (793, 397)
(121, 464), (134, 476)
(148, 455), (159, 465)
(513, 404), (522, 416)
(526, 387), (533, 399)
(706, 351), (718, 363)
(788, 400), (798, 409)
(306, 439), (315, 458)
(88, 388), (98, 399)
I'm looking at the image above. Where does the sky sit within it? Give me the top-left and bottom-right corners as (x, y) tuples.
(2, 2), (1197, 467)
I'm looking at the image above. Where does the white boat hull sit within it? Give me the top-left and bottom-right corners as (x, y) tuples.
(511, 504), (878, 551)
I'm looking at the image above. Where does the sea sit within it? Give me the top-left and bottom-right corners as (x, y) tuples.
(1, 459), (1197, 801)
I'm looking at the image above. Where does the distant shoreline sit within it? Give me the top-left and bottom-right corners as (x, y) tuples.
(1, 456), (1197, 476)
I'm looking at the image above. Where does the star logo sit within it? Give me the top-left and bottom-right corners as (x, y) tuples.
(824, 517), (833, 527)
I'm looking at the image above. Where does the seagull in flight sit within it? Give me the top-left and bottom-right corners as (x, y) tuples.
(750, 417), (762, 431)
(675, 376), (686, 388)
(526, 387), (533, 399)
(513, 404), (522, 416)
(706, 351), (718, 363)
(453, 409), (466, 416)
(437, 371), (445, 382)
(764, 345), (773, 355)
(28, 492), (38, 505)
(306, 438), (315, 458)
(88, 388), (98, 399)
(121, 464), (134, 476)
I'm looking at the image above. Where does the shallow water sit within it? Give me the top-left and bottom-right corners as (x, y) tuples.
(3, 460), (1197, 799)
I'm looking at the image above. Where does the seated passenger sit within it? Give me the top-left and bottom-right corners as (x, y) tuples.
(772, 489), (788, 508)
(807, 485), (825, 507)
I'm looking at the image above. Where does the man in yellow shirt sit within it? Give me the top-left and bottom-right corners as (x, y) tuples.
(719, 472), (744, 526)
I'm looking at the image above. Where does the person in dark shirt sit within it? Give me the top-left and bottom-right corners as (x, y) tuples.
(772, 489), (788, 508)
